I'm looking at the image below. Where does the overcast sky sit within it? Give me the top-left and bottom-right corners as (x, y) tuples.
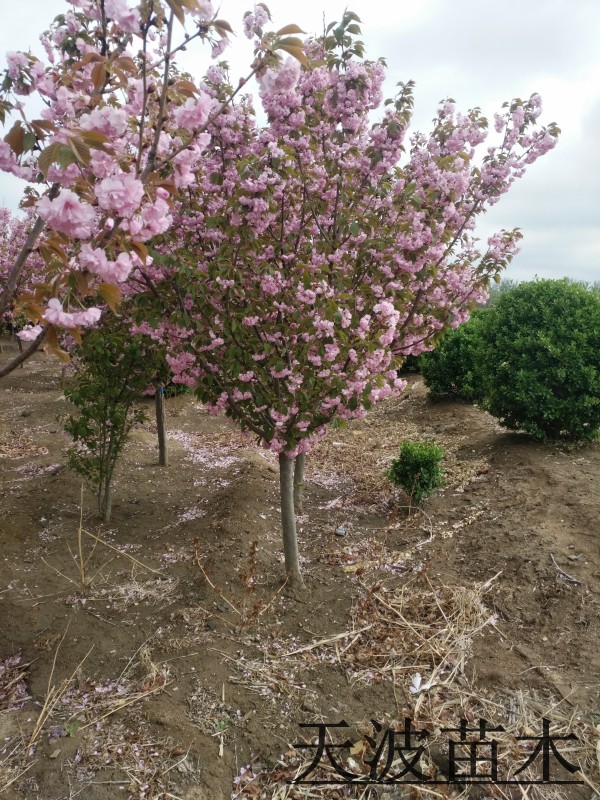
(1, 0), (599, 283)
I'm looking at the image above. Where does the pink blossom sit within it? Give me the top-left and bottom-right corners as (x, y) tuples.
(258, 57), (301, 94)
(206, 65), (227, 84)
(324, 343), (339, 361)
(191, 0), (214, 19)
(270, 366), (291, 379)
(79, 244), (134, 283)
(340, 309), (352, 328)
(104, 0), (139, 33)
(80, 106), (128, 138)
(72, 307), (102, 326)
(172, 138), (211, 188)
(260, 274), (280, 296)
(128, 192), (172, 241)
(6, 52), (28, 80)
(79, 244), (110, 276)
(111, 252), (135, 281)
(211, 38), (228, 59)
(37, 190), (96, 239)
(243, 7), (270, 39)
(172, 93), (214, 132)
(90, 149), (120, 180)
(95, 173), (144, 217)
(43, 299), (77, 328)
(17, 324), (43, 341)
(0, 141), (19, 173)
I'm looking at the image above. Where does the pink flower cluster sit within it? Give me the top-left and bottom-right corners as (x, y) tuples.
(79, 244), (137, 282)
(43, 299), (101, 328)
(104, 0), (139, 33)
(37, 190), (96, 239)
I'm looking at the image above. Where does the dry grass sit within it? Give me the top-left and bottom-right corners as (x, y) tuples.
(0, 638), (181, 798)
(337, 574), (500, 689)
(70, 719), (197, 799)
(230, 575), (600, 799)
(0, 432), (49, 459)
(0, 655), (30, 711)
(92, 571), (179, 611)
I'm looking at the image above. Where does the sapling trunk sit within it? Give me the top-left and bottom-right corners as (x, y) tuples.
(278, 453), (305, 589)
(154, 384), (168, 466)
(100, 478), (112, 524)
(293, 453), (305, 515)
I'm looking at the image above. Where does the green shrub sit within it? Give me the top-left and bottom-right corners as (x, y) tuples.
(476, 279), (600, 441)
(386, 440), (445, 505)
(419, 311), (485, 401)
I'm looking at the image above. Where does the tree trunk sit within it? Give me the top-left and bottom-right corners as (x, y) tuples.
(155, 384), (168, 466)
(17, 336), (24, 368)
(100, 479), (112, 524)
(279, 453), (305, 589)
(293, 453), (305, 515)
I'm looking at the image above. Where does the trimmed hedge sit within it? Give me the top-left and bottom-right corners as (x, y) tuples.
(419, 310), (485, 402)
(476, 279), (600, 441)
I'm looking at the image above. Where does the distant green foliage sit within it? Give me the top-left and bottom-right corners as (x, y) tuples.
(476, 279), (600, 441)
(398, 354), (421, 374)
(419, 311), (485, 401)
(386, 441), (445, 505)
(64, 322), (164, 521)
(163, 381), (190, 398)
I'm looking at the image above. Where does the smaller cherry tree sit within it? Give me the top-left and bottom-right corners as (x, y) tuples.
(64, 315), (165, 522)
(137, 14), (559, 587)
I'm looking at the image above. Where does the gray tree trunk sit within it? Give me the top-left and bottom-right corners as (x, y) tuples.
(100, 480), (112, 524)
(293, 453), (305, 515)
(279, 453), (305, 589)
(155, 384), (168, 466)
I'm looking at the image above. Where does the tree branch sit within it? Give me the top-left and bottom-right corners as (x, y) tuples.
(0, 325), (48, 379)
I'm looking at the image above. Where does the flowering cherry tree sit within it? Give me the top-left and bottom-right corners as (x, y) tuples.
(0, 208), (46, 332)
(138, 14), (559, 587)
(0, 0), (304, 377)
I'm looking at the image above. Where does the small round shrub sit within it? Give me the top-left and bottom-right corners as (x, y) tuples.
(419, 310), (486, 401)
(386, 440), (445, 505)
(476, 279), (600, 441)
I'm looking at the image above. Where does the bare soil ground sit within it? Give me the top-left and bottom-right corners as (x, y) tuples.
(1, 338), (599, 800)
